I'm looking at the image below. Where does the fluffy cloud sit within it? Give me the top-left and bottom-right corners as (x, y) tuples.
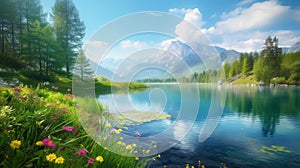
(169, 8), (208, 44)
(86, 40), (108, 48)
(216, 1), (290, 33)
(202, 1), (300, 52)
(169, 8), (204, 27)
(237, 0), (256, 6)
(120, 40), (147, 49)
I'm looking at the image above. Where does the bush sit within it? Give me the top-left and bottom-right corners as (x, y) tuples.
(271, 77), (286, 84)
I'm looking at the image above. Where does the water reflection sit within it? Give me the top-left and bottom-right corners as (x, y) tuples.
(98, 85), (300, 167)
(224, 86), (300, 136)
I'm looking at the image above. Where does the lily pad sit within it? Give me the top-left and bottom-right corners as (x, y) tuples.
(113, 111), (171, 126)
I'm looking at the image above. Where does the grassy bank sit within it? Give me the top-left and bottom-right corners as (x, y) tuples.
(0, 85), (148, 168)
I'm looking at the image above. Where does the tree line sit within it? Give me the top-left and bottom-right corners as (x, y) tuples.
(192, 36), (300, 85)
(0, 0), (85, 79)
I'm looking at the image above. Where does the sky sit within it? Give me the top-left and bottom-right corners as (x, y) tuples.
(41, 0), (300, 53)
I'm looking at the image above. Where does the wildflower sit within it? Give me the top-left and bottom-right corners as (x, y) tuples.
(75, 149), (87, 156)
(55, 157), (64, 164)
(152, 157), (156, 161)
(105, 123), (111, 129)
(191, 166), (195, 168)
(96, 156), (104, 163)
(10, 140), (21, 149)
(67, 88), (71, 92)
(135, 157), (139, 161)
(153, 145), (157, 148)
(13, 87), (22, 92)
(135, 131), (141, 137)
(36, 121), (42, 126)
(117, 141), (122, 145)
(119, 137), (123, 140)
(46, 153), (57, 162)
(42, 138), (56, 149)
(157, 154), (161, 158)
(52, 118), (57, 122)
(201, 165), (205, 168)
(146, 149), (150, 154)
(126, 145), (132, 150)
(117, 128), (122, 132)
(88, 158), (94, 165)
(186, 164), (189, 168)
(132, 143), (137, 147)
(63, 126), (74, 132)
(36, 141), (43, 146)
(111, 128), (117, 134)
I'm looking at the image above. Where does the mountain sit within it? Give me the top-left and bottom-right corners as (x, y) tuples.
(214, 46), (240, 63)
(287, 42), (300, 53)
(90, 41), (241, 80)
(89, 60), (114, 79)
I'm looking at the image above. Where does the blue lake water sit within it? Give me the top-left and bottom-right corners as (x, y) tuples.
(98, 84), (300, 168)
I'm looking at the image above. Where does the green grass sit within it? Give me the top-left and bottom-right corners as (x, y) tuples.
(0, 86), (148, 168)
(231, 75), (258, 85)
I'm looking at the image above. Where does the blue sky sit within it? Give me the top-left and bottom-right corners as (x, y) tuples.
(41, 0), (300, 53)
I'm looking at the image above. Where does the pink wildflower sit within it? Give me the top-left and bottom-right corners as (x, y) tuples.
(42, 138), (56, 149)
(88, 158), (94, 165)
(111, 128), (117, 134)
(63, 126), (74, 132)
(75, 149), (86, 156)
(135, 131), (141, 137)
(67, 88), (71, 92)
(13, 87), (22, 92)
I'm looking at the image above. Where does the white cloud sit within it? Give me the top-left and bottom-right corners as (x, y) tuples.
(169, 8), (204, 27)
(120, 40), (147, 49)
(168, 8), (208, 44)
(211, 30), (300, 52)
(160, 39), (176, 49)
(201, 1), (300, 52)
(86, 40), (108, 48)
(237, 0), (256, 6)
(216, 1), (290, 33)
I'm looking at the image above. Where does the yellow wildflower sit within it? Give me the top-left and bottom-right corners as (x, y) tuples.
(96, 156), (104, 163)
(10, 140), (21, 149)
(55, 157), (64, 164)
(146, 149), (150, 154)
(186, 164), (189, 168)
(105, 123), (111, 129)
(36, 141), (43, 146)
(135, 157), (139, 161)
(119, 137), (123, 140)
(132, 143), (137, 147)
(126, 145), (132, 150)
(36, 121), (42, 126)
(201, 165), (205, 168)
(46, 153), (57, 162)
(117, 141), (122, 145)
(157, 154), (161, 158)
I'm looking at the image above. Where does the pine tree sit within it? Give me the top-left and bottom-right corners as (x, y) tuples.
(73, 49), (94, 81)
(52, 0), (85, 76)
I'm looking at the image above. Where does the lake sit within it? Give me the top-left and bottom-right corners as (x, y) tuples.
(98, 84), (300, 168)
